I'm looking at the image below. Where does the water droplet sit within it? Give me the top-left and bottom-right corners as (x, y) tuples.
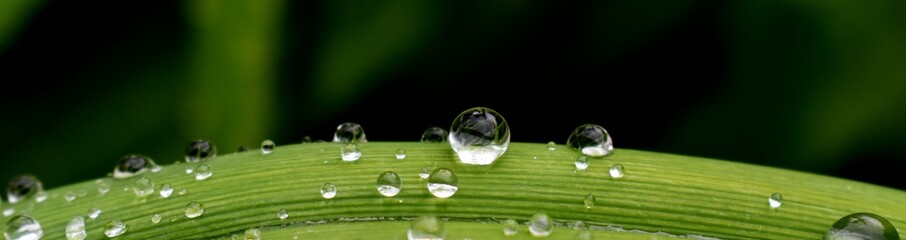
(97, 182), (110, 195)
(569, 220), (587, 230)
(184, 201), (205, 218)
(34, 192), (47, 203)
(320, 183), (337, 199)
(185, 166), (194, 174)
(245, 228), (262, 240)
(768, 193), (783, 209)
(341, 143), (362, 162)
(88, 206), (102, 219)
(76, 190), (87, 197)
(529, 213), (553, 237)
(396, 149), (407, 159)
(609, 164), (624, 179)
(185, 139), (217, 162)
(824, 212), (899, 240)
(195, 164), (213, 181)
(427, 168), (458, 198)
(277, 209), (288, 220)
(64, 191), (76, 202)
(376, 171), (402, 197)
(569, 126), (615, 157)
(302, 136), (313, 143)
(160, 183), (174, 198)
(448, 107), (511, 165)
(333, 122), (367, 143)
(151, 213), (161, 224)
(502, 219), (518, 236)
(133, 177), (155, 197)
(3, 208), (14, 217)
(261, 139), (276, 154)
(65, 216), (86, 240)
(407, 216), (445, 240)
(420, 127), (448, 143)
(4, 215), (43, 240)
(547, 141), (556, 150)
(419, 167), (431, 179)
(177, 188), (188, 196)
(575, 229), (594, 240)
(103, 219), (126, 238)
(584, 194), (596, 208)
(113, 154), (157, 179)
(151, 164), (163, 173)
(6, 175), (43, 204)
(575, 156), (589, 170)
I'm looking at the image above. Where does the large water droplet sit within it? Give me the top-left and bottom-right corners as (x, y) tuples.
(502, 219), (518, 236)
(88, 206), (102, 219)
(567, 124), (614, 157)
(6, 175), (43, 204)
(261, 140), (276, 154)
(768, 193), (783, 209)
(160, 183), (173, 198)
(448, 107), (510, 165)
(420, 127), (448, 143)
(151, 213), (162, 224)
(320, 183), (337, 199)
(114, 154), (157, 179)
(133, 177), (155, 197)
(195, 164), (213, 181)
(396, 149), (407, 160)
(65, 216), (86, 240)
(103, 219), (126, 238)
(333, 122), (367, 143)
(609, 164), (624, 179)
(4, 215), (42, 240)
(185, 201), (205, 218)
(376, 171), (402, 197)
(408, 216), (445, 240)
(529, 213), (553, 237)
(277, 209), (288, 220)
(427, 168), (458, 198)
(824, 213), (900, 240)
(575, 156), (589, 170)
(185, 139), (217, 162)
(584, 194), (596, 208)
(245, 228), (262, 240)
(341, 144), (362, 162)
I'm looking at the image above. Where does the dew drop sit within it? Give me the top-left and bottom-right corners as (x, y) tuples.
(88, 206), (102, 219)
(185, 201), (205, 218)
(76, 190), (87, 197)
(185, 139), (217, 162)
(261, 139), (276, 154)
(113, 154), (157, 179)
(502, 219), (518, 236)
(195, 164), (213, 181)
(3, 208), (14, 217)
(529, 213), (553, 237)
(133, 177), (155, 197)
(4, 215), (43, 240)
(768, 193), (783, 209)
(302, 136), (313, 143)
(420, 127), (448, 143)
(376, 171), (402, 197)
(333, 122), (367, 143)
(341, 143), (362, 162)
(160, 183), (173, 198)
(103, 219), (126, 238)
(396, 149), (407, 160)
(177, 188), (188, 196)
(584, 194), (596, 208)
(277, 209), (289, 220)
(575, 156), (589, 170)
(567, 124), (614, 157)
(448, 107), (510, 165)
(609, 164), (624, 179)
(151, 213), (161, 224)
(408, 216), (445, 240)
(64, 191), (76, 202)
(245, 228), (262, 240)
(65, 216), (86, 240)
(185, 166), (194, 174)
(6, 175), (43, 204)
(320, 182), (337, 199)
(419, 167), (431, 179)
(97, 182), (111, 195)
(34, 192), (47, 203)
(427, 168), (458, 198)
(575, 229), (594, 240)
(824, 212), (899, 240)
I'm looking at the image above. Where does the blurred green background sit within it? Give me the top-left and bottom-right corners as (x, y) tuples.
(1, 0), (904, 190)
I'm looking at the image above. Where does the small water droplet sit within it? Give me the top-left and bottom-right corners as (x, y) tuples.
(502, 219), (518, 236)
(824, 212), (899, 240)
(65, 216), (86, 240)
(185, 166), (194, 174)
(529, 213), (553, 237)
(245, 228), (262, 240)
(177, 188), (187, 196)
(160, 183), (173, 198)
(376, 171), (402, 197)
(88, 206), (102, 219)
(76, 190), (87, 197)
(333, 122), (367, 143)
(448, 107), (510, 165)
(195, 164), (213, 181)
(6, 175), (43, 204)
(575, 156), (589, 170)
(567, 124), (614, 157)
(133, 177), (155, 197)
(3, 208), (14, 217)
(34, 192), (47, 203)
(427, 168), (458, 198)
(420, 127), (448, 143)
(320, 183), (337, 199)
(584, 194), (596, 208)
(419, 167), (431, 179)
(184, 201), (205, 218)
(302, 136), (313, 143)
(185, 139), (217, 162)
(151, 213), (161, 224)
(103, 219), (126, 238)
(569, 220), (587, 230)
(407, 216), (445, 240)
(4, 215), (43, 240)
(547, 141), (556, 150)
(97, 182), (110, 195)
(768, 193), (783, 209)
(151, 164), (163, 173)
(277, 209), (288, 220)
(64, 191), (77, 202)
(261, 139), (276, 154)
(575, 229), (594, 240)
(609, 164), (624, 179)
(113, 154), (157, 179)
(341, 144), (362, 162)
(396, 149), (407, 159)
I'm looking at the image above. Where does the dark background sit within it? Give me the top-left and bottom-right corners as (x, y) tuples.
(1, 1), (904, 191)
